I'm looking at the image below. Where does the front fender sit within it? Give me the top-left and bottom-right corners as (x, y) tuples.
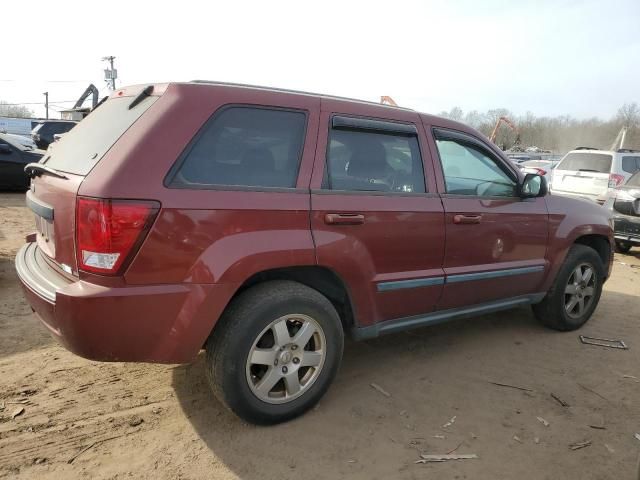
(541, 195), (614, 291)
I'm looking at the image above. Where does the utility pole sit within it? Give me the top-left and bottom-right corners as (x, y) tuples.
(43, 91), (49, 119)
(101, 56), (117, 90)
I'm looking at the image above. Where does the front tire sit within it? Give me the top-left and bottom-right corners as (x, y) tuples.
(205, 280), (344, 425)
(532, 244), (604, 331)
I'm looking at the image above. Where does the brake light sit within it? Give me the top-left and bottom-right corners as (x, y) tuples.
(608, 173), (625, 188)
(76, 197), (159, 274)
(534, 168), (547, 176)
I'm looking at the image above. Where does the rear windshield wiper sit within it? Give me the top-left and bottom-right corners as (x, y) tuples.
(24, 163), (68, 179)
(578, 169), (601, 173)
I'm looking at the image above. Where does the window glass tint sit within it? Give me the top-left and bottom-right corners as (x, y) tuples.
(557, 152), (612, 173)
(324, 128), (425, 193)
(173, 107), (306, 188)
(622, 156), (640, 174)
(627, 171), (640, 187)
(435, 138), (516, 197)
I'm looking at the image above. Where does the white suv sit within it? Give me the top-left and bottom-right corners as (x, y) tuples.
(551, 148), (640, 203)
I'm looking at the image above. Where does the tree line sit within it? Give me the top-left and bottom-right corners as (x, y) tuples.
(437, 103), (640, 153)
(0, 102), (33, 119)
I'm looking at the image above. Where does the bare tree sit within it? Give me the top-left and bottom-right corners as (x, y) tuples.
(616, 102), (640, 129)
(0, 101), (33, 118)
(431, 102), (640, 152)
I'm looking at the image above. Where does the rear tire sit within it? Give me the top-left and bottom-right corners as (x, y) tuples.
(615, 241), (632, 254)
(205, 280), (344, 425)
(532, 244), (604, 331)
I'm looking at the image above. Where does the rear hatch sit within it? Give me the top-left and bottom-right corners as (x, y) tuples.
(552, 151), (612, 198)
(26, 86), (160, 275)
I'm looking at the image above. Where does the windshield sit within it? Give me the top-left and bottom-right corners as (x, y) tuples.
(44, 93), (158, 175)
(557, 152), (612, 173)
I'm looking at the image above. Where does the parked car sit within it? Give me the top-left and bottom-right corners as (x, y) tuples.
(518, 159), (560, 186)
(603, 171), (640, 253)
(16, 82), (614, 424)
(551, 147), (640, 203)
(0, 133), (43, 190)
(2, 132), (37, 150)
(506, 154), (532, 163)
(31, 120), (77, 150)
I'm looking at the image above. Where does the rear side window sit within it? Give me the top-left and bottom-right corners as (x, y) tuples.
(170, 107), (306, 189)
(557, 152), (612, 173)
(323, 128), (425, 193)
(45, 94), (158, 175)
(622, 156), (640, 174)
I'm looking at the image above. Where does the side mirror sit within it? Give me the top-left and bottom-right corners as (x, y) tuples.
(0, 143), (12, 155)
(519, 173), (548, 198)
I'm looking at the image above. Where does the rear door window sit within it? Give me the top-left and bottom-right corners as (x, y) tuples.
(556, 152), (612, 173)
(45, 93), (158, 175)
(170, 107), (306, 189)
(622, 156), (640, 174)
(323, 125), (425, 193)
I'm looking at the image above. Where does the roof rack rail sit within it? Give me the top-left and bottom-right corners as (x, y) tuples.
(189, 80), (415, 111)
(617, 148), (640, 153)
(575, 146), (597, 150)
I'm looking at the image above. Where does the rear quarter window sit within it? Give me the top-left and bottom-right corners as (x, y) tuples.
(622, 156), (640, 174)
(557, 152), (612, 173)
(168, 107), (306, 189)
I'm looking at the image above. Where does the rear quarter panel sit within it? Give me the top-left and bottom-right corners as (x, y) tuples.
(77, 83), (322, 359)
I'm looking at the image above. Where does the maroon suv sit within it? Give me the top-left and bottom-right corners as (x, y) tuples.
(16, 82), (614, 424)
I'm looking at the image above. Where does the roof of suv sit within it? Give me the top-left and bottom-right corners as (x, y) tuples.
(184, 80), (475, 136)
(190, 80), (417, 112)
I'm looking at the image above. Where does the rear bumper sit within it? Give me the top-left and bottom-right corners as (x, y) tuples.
(614, 215), (640, 245)
(15, 242), (238, 363)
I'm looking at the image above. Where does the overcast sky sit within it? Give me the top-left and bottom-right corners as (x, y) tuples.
(2, 0), (638, 120)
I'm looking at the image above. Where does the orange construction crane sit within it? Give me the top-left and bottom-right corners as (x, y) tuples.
(489, 116), (520, 146)
(380, 96), (398, 107)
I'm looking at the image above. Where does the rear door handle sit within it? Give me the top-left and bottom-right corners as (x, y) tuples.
(324, 213), (365, 225)
(453, 214), (482, 225)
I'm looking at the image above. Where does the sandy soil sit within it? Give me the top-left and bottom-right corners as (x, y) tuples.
(1, 191), (639, 479)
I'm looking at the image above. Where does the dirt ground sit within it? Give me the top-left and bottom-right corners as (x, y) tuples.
(1, 192), (639, 480)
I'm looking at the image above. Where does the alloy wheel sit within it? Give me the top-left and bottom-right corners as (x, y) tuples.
(564, 263), (596, 319)
(245, 314), (326, 404)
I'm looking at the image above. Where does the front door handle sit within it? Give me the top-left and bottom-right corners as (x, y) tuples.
(453, 214), (482, 225)
(324, 213), (365, 225)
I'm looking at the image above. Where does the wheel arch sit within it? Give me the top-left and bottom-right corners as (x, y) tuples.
(222, 265), (357, 334)
(573, 234), (612, 276)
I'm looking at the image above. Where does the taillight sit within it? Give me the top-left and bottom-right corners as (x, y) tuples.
(76, 197), (159, 275)
(534, 168), (547, 176)
(608, 173), (625, 188)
